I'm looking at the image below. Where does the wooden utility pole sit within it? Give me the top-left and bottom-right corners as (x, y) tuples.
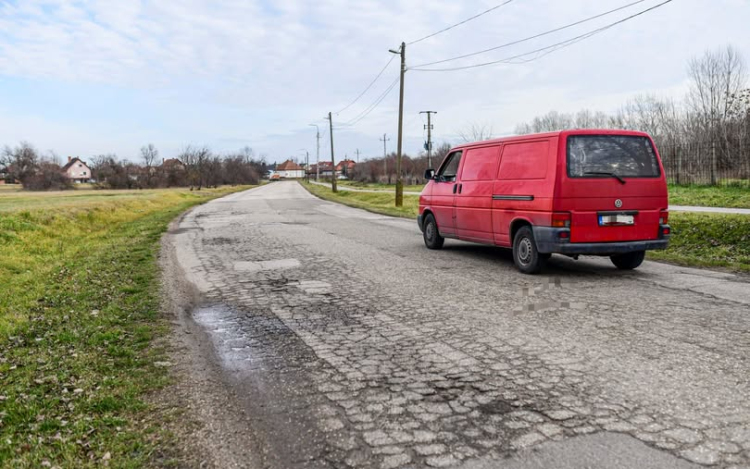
(380, 133), (390, 181)
(327, 112), (337, 193)
(420, 111), (436, 169)
(309, 124), (321, 182)
(355, 148), (361, 163)
(391, 42), (406, 207)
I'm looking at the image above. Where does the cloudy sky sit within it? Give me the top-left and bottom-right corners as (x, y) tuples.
(0, 0), (748, 164)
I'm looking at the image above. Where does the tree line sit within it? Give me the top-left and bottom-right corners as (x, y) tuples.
(514, 45), (750, 184)
(1, 143), (267, 190)
(345, 45), (749, 187)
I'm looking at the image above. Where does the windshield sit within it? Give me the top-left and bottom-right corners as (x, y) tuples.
(567, 135), (661, 178)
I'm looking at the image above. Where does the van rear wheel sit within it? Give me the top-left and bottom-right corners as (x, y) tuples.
(513, 226), (545, 274)
(610, 251), (645, 270)
(423, 213), (444, 250)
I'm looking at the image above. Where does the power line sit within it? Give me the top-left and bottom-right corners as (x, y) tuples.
(342, 76), (400, 127)
(335, 55), (397, 114)
(407, 0), (516, 46)
(410, 0), (674, 72)
(411, 0), (649, 69)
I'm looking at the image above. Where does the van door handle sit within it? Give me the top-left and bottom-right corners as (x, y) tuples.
(452, 184), (457, 194)
(458, 184), (463, 194)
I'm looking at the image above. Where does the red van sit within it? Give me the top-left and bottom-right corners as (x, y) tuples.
(417, 130), (671, 274)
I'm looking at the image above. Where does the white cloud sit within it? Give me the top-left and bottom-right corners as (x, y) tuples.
(0, 0), (748, 160)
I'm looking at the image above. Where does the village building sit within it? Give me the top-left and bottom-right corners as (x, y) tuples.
(62, 157), (92, 183)
(275, 160), (305, 179)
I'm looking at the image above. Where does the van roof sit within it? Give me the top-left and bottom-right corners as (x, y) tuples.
(451, 129), (652, 151)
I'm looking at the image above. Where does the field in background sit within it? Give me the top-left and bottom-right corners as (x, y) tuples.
(0, 185), (252, 467)
(301, 182), (749, 272)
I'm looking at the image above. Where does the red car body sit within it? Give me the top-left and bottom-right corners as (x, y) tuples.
(417, 130), (671, 274)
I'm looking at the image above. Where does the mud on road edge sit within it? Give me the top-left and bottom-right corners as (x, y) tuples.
(151, 210), (266, 469)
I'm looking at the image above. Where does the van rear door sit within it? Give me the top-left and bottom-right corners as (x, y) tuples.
(556, 133), (668, 243)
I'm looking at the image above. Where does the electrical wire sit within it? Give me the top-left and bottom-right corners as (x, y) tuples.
(335, 55), (397, 115)
(410, 0), (673, 72)
(341, 76), (401, 127)
(407, 0), (516, 46)
(411, 0), (648, 69)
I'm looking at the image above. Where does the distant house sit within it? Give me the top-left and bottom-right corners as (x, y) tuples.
(161, 158), (186, 171)
(316, 161), (335, 178)
(276, 160), (305, 179)
(336, 159), (356, 179)
(62, 157), (92, 183)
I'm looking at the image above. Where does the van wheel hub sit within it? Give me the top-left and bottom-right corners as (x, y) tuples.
(426, 223), (435, 241)
(518, 238), (532, 264)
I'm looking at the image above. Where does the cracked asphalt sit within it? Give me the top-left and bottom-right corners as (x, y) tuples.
(166, 181), (750, 469)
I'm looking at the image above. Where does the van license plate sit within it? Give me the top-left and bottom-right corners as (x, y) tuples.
(599, 214), (634, 226)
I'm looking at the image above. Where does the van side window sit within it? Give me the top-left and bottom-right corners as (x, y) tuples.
(437, 151), (463, 182)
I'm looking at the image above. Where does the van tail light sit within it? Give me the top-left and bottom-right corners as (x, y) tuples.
(659, 210), (669, 225)
(551, 212), (571, 228)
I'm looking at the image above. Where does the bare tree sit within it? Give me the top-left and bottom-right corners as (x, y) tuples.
(1, 142), (40, 186)
(458, 123), (494, 142)
(687, 45), (747, 141)
(140, 143), (159, 188)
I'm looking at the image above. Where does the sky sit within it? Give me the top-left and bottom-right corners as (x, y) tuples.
(0, 0), (748, 165)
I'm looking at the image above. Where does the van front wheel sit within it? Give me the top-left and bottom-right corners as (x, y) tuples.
(513, 226), (545, 274)
(610, 251), (645, 270)
(423, 213), (444, 250)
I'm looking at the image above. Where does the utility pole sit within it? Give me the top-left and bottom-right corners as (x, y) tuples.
(355, 148), (361, 163)
(305, 150), (309, 182)
(327, 112), (337, 193)
(379, 133), (390, 182)
(309, 124), (321, 181)
(420, 111), (436, 169)
(389, 42), (406, 207)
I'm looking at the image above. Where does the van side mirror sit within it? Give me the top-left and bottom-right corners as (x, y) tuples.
(424, 169), (435, 180)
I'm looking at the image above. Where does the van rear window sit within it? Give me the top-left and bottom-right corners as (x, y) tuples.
(567, 135), (660, 179)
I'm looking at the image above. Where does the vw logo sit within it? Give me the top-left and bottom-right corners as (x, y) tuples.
(614, 199), (623, 208)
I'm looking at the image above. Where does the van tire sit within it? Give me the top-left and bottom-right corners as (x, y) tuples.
(610, 251), (645, 270)
(513, 226), (545, 274)
(423, 213), (444, 250)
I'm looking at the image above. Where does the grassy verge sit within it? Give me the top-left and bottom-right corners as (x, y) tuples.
(0, 186), (253, 468)
(303, 181), (419, 218)
(302, 182), (749, 272)
(339, 181), (426, 193)
(668, 184), (750, 209)
(648, 212), (750, 271)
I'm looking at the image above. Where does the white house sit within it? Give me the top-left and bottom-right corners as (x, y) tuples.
(276, 160), (305, 179)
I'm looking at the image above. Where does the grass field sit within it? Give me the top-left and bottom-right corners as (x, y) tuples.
(302, 182), (749, 272)
(0, 185), (252, 467)
(668, 184), (750, 209)
(303, 182), (420, 218)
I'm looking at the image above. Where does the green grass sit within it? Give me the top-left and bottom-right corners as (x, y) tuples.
(333, 181), (426, 193)
(303, 182), (749, 272)
(668, 184), (750, 209)
(303, 181), (419, 218)
(0, 185), (253, 468)
(648, 212), (750, 271)
(0, 187), (222, 213)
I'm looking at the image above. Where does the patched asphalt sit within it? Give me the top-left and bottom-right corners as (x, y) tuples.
(168, 181), (750, 469)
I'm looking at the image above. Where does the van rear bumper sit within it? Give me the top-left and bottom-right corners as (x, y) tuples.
(533, 226), (670, 255)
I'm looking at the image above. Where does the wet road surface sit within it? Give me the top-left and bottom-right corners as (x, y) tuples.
(168, 181), (750, 469)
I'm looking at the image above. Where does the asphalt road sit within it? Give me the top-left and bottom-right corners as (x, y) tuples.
(167, 181), (750, 469)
